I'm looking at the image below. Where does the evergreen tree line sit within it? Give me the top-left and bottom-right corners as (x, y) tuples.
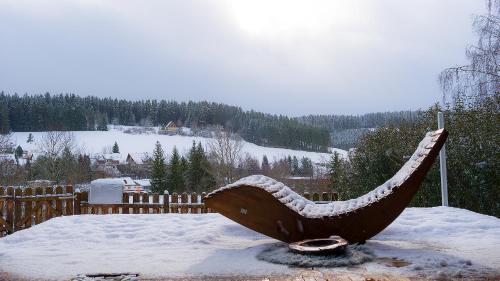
(150, 141), (216, 194)
(0, 93), (330, 152)
(297, 110), (421, 131)
(298, 111), (422, 149)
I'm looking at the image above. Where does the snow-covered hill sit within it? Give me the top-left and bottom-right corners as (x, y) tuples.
(10, 125), (347, 164)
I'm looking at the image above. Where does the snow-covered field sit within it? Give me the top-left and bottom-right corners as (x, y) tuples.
(0, 207), (498, 280)
(10, 125), (346, 164)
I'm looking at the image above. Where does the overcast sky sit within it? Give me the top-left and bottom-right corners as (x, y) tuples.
(0, 0), (485, 116)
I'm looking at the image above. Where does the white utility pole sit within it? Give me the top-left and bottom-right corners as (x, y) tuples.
(438, 112), (448, 206)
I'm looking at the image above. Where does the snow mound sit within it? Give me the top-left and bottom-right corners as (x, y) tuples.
(210, 130), (438, 218)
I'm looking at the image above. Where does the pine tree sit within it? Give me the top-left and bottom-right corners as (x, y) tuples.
(292, 156), (299, 175)
(112, 141), (120, 153)
(186, 141), (215, 192)
(26, 133), (34, 144)
(328, 152), (342, 189)
(151, 141), (167, 193)
(14, 145), (23, 165)
(167, 146), (185, 193)
(261, 155), (270, 175)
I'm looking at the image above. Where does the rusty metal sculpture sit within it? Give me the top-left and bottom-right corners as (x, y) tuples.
(205, 129), (448, 244)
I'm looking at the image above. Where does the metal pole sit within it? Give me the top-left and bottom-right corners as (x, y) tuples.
(438, 112), (448, 206)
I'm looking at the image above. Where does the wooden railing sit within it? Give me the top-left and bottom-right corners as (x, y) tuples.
(0, 185), (338, 237)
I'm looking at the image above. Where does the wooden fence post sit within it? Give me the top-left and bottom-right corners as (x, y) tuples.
(201, 192), (207, 213)
(181, 193), (188, 214)
(312, 192), (320, 202)
(191, 192), (198, 214)
(66, 185), (74, 216)
(13, 188), (22, 232)
(6, 187), (14, 234)
(332, 192), (339, 201)
(74, 189), (82, 215)
(133, 192), (140, 214)
(142, 193), (150, 214)
(163, 191), (169, 214)
(55, 186), (63, 217)
(303, 192), (310, 200)
(122, 193), (130, 214)
(24, 187), (33, 228)
(321, 192), (330, 201)
(153, 193), (160, 214)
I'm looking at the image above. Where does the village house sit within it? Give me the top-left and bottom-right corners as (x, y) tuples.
(159, 121), (178, 135)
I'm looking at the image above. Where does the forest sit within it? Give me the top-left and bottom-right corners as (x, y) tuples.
(0, 93), (330, 152)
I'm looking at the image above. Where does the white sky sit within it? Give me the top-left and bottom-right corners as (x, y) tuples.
(0, 0), (485, 115)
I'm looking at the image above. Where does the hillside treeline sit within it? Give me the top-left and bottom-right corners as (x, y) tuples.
(0, 93), (330, 152)
(297, 111), (420, 131)
(297, 111), (421, 149)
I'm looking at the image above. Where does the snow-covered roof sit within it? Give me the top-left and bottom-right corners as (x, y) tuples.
(91, 177), (137, 186)
(134, 179), (151, 187)
(126, 152), (149, 164)
(210, 130), (439, 218)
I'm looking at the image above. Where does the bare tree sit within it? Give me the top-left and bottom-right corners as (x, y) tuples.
(37, 131), (76, 159)
(207, 130), (244, 185)
(440, 0), (500, 101)
(0, 132), (13, 153)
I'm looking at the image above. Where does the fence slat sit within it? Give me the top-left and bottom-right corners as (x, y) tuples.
(171, 193), (178, 213)
(142, 193), (150, 214)
(33, 187), (43, 224)
(303, 192), (310, 200)
(332, 192), (339, 201)
(65, 186), (74, 216)
(133, 193), (140, 214)
(122, 193), (130, 214)
(74, 189), (82, 215)
(14, 188), (22, 232)
(55, 186), (63, 216)
(45, 186), (54, 220)
(81, 191), (89, 214)
(321, 192), (330, 201)
(23, 188), (33, 228)
(190, 193), (198, 214)
(181, 193), (188, 214)
(6, 187), (14, 233)
(163, 192), (169, 214)
(312, 192), (320, 202)
(153, 194), (160, 214)
(201, 192), (207, 213)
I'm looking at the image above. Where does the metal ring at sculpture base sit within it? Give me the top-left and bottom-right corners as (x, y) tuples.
(289, 236), (348, 255)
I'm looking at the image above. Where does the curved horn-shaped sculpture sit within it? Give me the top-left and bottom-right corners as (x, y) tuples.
(204, 129), (448, 244)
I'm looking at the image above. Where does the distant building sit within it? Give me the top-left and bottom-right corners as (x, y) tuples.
(125, 152), (151, 165)
(91, 153), (122, 178)
(159, 121), (178, 135)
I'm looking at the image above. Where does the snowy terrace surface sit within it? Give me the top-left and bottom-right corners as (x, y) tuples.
(209, 131), (437, 218)
(0, 207), (499, 280)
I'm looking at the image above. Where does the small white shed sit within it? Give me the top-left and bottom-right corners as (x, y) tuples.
(89, 178), (126, 204)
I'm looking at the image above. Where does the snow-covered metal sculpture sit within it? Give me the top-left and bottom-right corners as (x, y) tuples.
(204, 129), (448, 244)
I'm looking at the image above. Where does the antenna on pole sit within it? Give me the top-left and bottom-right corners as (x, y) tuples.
(438, 112), (448, 206)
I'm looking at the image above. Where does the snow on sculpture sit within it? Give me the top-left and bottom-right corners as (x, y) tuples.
(205, 129), (448, 244)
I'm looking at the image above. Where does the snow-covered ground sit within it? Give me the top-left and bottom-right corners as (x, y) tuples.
(10, 125), (346, 164)
(0, 207), (498, 280)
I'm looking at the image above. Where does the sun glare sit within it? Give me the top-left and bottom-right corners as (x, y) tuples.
(227, 0), (361, 38)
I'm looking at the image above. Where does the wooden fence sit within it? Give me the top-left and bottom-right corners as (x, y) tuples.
(0, 185), (338, 237)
